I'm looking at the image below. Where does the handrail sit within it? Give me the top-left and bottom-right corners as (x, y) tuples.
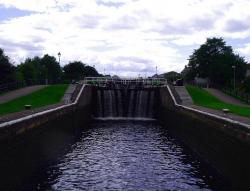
(0, 84), (86, 128)
(84, 77), (167, 86)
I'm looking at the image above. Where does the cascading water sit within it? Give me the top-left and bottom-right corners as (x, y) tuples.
(94, 87), (158, 119)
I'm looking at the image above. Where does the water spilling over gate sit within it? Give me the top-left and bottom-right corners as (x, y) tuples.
(84, 77), (166, 119)
(94, 87), (158, 118)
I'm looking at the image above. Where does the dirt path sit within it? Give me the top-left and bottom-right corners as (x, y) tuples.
(0, 85), (46, 104)
(205, 88), (250, 107)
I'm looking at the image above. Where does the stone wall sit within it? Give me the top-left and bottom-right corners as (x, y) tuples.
(158, 86), (250, 190)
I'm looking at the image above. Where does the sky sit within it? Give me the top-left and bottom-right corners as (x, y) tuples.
(0, 0), (250, 77)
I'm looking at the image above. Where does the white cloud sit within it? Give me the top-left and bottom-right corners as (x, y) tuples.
(0, 0), (250, 76)
(236, 43), (250, 56)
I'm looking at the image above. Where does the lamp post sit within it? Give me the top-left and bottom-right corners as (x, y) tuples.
(58, 52), (61, 65)
(155, 66), (158, 77)
(232, 65), (236, 91)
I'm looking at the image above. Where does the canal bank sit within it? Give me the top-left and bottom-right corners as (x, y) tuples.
(158, 85), (250, 190)
(0, 83), (250, 190)
(0, 84), (94, 190)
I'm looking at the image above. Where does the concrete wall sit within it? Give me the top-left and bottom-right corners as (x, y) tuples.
(0, 85), (94, 141)
(0, 85), (94, 190)
(158, 86), (250, 190)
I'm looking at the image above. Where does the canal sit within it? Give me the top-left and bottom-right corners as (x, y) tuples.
(21, 120), (229, 191)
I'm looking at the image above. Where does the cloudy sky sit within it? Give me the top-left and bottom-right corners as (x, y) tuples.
(0, 0), (250, 76)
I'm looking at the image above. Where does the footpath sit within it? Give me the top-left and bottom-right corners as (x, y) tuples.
(0, 85), (46, 104)
(0, 84), (80, 124)
(173, 86), (250, 126)
(205, 88), (250, 107)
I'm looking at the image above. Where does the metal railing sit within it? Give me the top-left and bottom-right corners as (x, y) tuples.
(83, 77), (167, 86)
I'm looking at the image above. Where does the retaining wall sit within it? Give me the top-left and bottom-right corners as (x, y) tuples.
(0, 85), (94, 190)
(158, 86), (250, 191)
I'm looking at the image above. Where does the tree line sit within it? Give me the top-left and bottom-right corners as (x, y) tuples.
(0, 48), (100, 85)
(181, 37), (250, 92)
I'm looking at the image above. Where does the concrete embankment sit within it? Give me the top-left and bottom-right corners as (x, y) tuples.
(158, 86), (250, 191)
(0, 85), (94, 190)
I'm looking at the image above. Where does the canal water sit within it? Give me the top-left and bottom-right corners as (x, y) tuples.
(23, 120), (228, 191)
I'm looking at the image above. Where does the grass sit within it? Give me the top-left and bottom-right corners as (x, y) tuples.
(186, 85), (250, 117)
(0, 84), (68, 116)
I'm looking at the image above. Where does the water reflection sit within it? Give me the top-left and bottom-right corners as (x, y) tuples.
(30, 120), (228, 190)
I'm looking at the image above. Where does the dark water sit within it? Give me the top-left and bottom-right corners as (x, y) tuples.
(27, 120), (228, 191)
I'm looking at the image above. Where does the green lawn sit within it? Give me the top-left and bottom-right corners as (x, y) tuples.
(186, 85), (250, 117)
(0, 84), (68, 116)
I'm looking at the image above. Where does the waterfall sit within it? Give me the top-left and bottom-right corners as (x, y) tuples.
(95, 87), (157, 119)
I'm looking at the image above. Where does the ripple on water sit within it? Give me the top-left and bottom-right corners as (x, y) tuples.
(35, 120), (227, 191)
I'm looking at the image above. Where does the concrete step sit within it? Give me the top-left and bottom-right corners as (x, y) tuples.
(62, 84), (76, 104)
(174, 86), (193, 105)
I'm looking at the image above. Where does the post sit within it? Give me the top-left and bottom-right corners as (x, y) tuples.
(232, 65), (236, 91)
(58, 52), (61, 65)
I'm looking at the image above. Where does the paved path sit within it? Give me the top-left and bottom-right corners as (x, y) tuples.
(0, 85), (46, 104)
(0, 84), (83, 124)
(205, 88), (250, 107)
(173, 86), (250, 125)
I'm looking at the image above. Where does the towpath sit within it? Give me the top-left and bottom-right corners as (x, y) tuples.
(0, 84), (81, 124)
(0, 85), (46, 104)
(205, 88), (250, 107)
(173, 86), (250, 125)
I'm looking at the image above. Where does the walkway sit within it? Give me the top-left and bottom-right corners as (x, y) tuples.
(173, 86), (250, 126)
(205, 88), (250, 107)
(0, 85), (46, 104)
(0, 84), (82, 124)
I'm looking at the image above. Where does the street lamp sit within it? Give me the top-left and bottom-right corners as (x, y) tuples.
(58, 52), (61, 65)
(155, 66), (158, 76)
(232, 65), (236, 91)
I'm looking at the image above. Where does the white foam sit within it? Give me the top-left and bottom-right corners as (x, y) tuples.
(94, 117), (156, 121)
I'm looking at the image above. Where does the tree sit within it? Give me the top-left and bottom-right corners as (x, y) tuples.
(163, 71), (181, 83)
(17, 54), (62, 84)
(84, 65), (99, 77)
(185, 37), (247, 86)
(63, 61), (99, 81)
(41, 54), (62, 83)
(17, 58), (36, 85)
(243, 76), (250, 93)
(17, 56), (45, 84)
(0, 48), (16, 84)
(63, 61), (86, 80)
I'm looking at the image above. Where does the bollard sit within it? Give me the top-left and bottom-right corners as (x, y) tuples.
(222, 108), (230, 114)
(24, 105), (32, 110)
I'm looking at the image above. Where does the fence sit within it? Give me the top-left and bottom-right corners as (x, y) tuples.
(0, 81), (25, 94)
(222, 88), (250, 105)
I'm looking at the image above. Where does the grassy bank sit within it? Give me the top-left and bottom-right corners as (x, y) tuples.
(186, 85), (250, 117)
(0, 84), (68, 116)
